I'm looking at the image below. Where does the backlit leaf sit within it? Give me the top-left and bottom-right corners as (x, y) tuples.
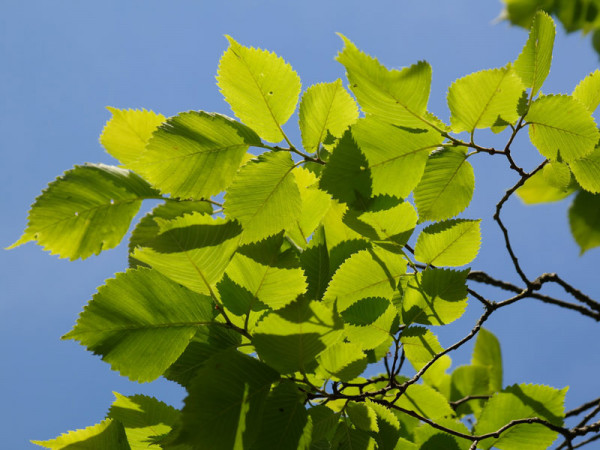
(176, 349), (279, 449)
(324, 248), (407, 312)
(414, 219), (481, 267)
(351, 117), (443, 198)
(401, 326), (451, 389)
(472, 327), (503, 392)
(569, 190), (600, 254)
(347, 402), (379, 432)
(63, 268), (216, 382)
(526, 94), (599, 162)
(572, 69), (600, 113)
(217, 36), (301, 142)
(569, 147), (600, 193)
(32, 419), (130, 449)
(516, 169), (575, 204)
(414, 147), (475, 221)
(474, 384), (567, 450)
(107, 393), (180, 450)
(253, 297), (343, 374)
(224, 151), (302, 243)
(9, 164), (160, 260)
(316, 341), (368, 382)
(100, 107), (165, 165)
(132, 212), (241, 295)
(396, 383), (454, 420)
(336, 35), (434, 130)
(252, 381), (310, 450)
(399, 269), (469, 326)
(129, 111), (261, 199)
(448, 66), (524, 133)
(514, 11), (555, 96)
(299, 80), (359, 153)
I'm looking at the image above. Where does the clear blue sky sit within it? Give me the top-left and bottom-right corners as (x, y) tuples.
(2, 1), (599, 448)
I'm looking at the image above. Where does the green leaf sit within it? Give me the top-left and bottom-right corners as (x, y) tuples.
(474, 384), (567, 450)
(253, 297), (343, 374)
(364, 400), (403, 450)
(316, 341), (367, 382)
(9, 164), (160, 260)
(542, 161), (572, 190)
(472, 328), (503, 392)
(100, 107), (166, 166)
(32, 419), (130, 449)
(319, 130), (372, 205)
(336, 35), (434, 130)
(287, 167), (332, 247)
(573, 69), (600, 113)
(569, 190), (600, 254)
(224, 151), (302, 243)
(128, 200), (213, 268)
(219, 235), (307, 313)
(345, 197), (418, 249)
(299, 80), (359, 153)
(351, 117), (443, 198)
(176, 349), (279, 450)
(129, 111), (261, 199)
(414, 147), (475, 221)
(324, 248), (407, 312)
(448, 66), (524, 133)
(347, 402), (379, 432)
(163, 325), (241, 386)
(501, 0), (554, 28)
(342, 297), (399, 350)
(569, 146), (600, 193)
(399, 268), (469, 326)
(308, 405), (340, 443)
(299, 227), (331, 301)
(132, 212), (241, 295)
(450, 365), (491, 416)
(333, 422), (377, 450)
(217, 36), (301, 143)
(414, 219), (481, 267)
(514, 11), (555, 96)
(107, 393), (180, 450)
(526, 94), (600, 162)
(252, 381), (310, 450)
(396, 383), (455, 420)
(414, 418), (472, 450)
(401, 327), (451, 389)
(63, 268), (216, 382)
(516, 168), (576, 204)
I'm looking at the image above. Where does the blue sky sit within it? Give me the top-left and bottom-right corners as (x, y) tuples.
(2, 1), (599, 447)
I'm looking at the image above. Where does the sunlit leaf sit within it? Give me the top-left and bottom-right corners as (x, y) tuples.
(351, 117), (443, 198)
(526, 94), (599, 162)
(514, 11), (555, 96)
(472, 327), (503, 392)
(175, 349), (279, 449)
(569, 190), (600, 254)
(129, 111), (261, 199)
(474, 384), (567, 450)
(414, 147), (475, 221)
(100, 107), (166, 165)
(516, 169), (575, 204)
(336, 35), (434, 130)
(9, 164), (160, 260)
(63, 268), (216, 382)
(414, 219), (481, 267)
(217, 36), (301, 142)
(401, 326), (451, 389)
(299, 79), (359, 153)
(32, 419), (130, 449)
(569, 146), (600, 193)
(132, 212), (241, 295)
(572, 69), (600, 113)
(448, 66), (524, 133)
(225, 150), (302, 243)
(107, 393), (180, 450)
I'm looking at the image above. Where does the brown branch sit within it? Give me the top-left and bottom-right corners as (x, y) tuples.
(493, 160), (547, 287)
(567, 398), (600, 418)
(450, 395), (491, 409)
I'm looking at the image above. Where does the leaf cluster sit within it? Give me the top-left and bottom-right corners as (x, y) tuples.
(12, 12), (600, 450)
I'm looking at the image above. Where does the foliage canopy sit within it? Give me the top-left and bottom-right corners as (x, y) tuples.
(12, 11), (600, 450)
